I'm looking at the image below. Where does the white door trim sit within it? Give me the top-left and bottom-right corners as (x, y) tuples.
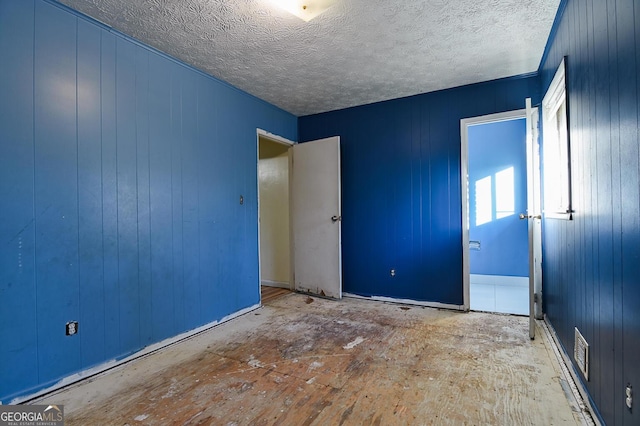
(460, 108), (527, 312)
(257, 128), (296, 146)
(525, 99), (543, 320)
(256, 129), (296, 302)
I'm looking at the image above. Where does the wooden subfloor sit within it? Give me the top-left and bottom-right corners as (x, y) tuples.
(36, 293), (583, 425)
(261, 285), (291, 304)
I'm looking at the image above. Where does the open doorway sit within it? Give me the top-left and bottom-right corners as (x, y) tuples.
(461, 107), (541, 318)
(257, 130), (343, 303)
(466, 116), (528, 315)
(257, 130), (294, 301)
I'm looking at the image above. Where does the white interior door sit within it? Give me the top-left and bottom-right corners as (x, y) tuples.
(525, 98), (543, 339)
(291, 136), (342, 299)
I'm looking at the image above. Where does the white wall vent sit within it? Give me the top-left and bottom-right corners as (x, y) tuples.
(574, 327), (589, 381)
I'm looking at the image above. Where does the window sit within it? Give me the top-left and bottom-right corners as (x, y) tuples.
(475, 176), (492, 226)
(542, 58), (572, 219)
(495, 167), (515, 219)
(473, 166), (516, 227)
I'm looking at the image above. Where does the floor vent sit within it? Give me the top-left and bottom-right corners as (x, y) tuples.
(574, 327), (589, 381)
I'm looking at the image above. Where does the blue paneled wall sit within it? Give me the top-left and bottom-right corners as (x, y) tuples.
(0, 0), (296, 402)
(299, 76), (539, 305)
(539, 0), (639, 424)
(8, 3), (636, 424)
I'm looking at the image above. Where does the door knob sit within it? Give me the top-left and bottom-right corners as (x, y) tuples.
(331, 215), (341, 222)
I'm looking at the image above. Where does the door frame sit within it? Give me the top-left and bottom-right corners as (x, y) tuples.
(256, 129), (295, 300)
(460, 107), (541, 322)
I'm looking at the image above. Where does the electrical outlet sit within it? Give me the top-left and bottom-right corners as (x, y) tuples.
(390, 269), (396, 277)
(626, 384), (633, 410)
(66, 321), (78, 336)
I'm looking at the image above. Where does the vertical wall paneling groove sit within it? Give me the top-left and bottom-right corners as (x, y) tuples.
(181, 66), (201, 330)
(608, 1), (624, 424)
(77, 17), (104, 368)
(299, 76), (540, 305)
(101, 29), (119, 361)
(136, 46), (153, 347)
(196, 77), (217, 321)
(148, 52), (173, 343)
(0, 0), (296, 402)
(34, 0), (81, 384)
(170, 63), (185, 336)
(116, 37), (140, 356)
(539, 0), (639, 424)
(0, 0), (38, 396)
(621, 0), (638, 423)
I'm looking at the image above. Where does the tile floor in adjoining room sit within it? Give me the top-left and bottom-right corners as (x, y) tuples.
(470, 274), (529, 315)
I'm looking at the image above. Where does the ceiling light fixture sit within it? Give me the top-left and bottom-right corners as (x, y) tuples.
(270, 0), (337, 22)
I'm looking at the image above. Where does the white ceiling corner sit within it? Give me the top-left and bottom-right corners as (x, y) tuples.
(58, 0), (560, 116)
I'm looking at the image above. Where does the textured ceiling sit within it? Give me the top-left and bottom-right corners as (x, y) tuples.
(58, 0), (560, 116)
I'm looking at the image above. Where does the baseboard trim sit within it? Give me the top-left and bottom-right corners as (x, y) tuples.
(261, 280), (291, 289)
(540, 317), (600, 426)
(12, 303), (261, 405)
(344, 293), (466, 311)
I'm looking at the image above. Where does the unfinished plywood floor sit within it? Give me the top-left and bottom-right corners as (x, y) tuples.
(36, 293), (583, 425)
(261, 285), (292, 304)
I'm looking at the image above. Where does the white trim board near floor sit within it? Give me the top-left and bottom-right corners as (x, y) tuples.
(9, 303), (261, 405)
(470, 274), (528, 287)
(540, 319), (599, 426)
(261, 280), (291, 289)
(344, 293), (466, 311)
